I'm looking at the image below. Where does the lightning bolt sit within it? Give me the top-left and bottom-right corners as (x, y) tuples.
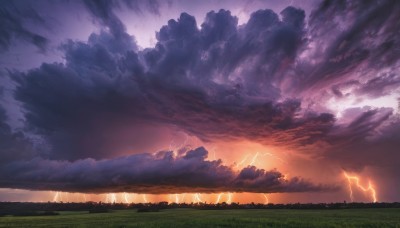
(175, 194), (179, 204)
(227, 193), (233, 204)
(262, 193), (269, 204)
(215, 193), (223, 204)
(260, 152), (287, 164)
(211, 147), (217, 160)
(123, 192), (130, 203)
(53, 192), (67, 202)
(235, 151), (286, 169)
(111, 193), (117, 203)
(53, 192), (60, 202)
(168, 135), (190, 158)
(193, 193), (202, 203)
(235, 154), (250, 168)
(343, 172), (377, 203)
(249, 152), (260, 166)
(105, 193), (117, 203)
(142, 194), (148, 203)
(180, 135), (189, 148)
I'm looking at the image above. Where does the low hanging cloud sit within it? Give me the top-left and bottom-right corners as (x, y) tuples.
(0, 147), (335, 194)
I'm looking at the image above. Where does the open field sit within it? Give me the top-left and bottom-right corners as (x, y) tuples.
(0, 208), (399, 228)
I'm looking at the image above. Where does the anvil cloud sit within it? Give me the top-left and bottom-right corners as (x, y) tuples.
(0, 0), (399, 201)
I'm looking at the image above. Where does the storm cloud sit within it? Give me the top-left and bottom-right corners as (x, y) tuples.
(11, 7), (336, 161)
(0, 1), (48, 52)
(0, 147), (333, 194)
(0, 0), (399, 198)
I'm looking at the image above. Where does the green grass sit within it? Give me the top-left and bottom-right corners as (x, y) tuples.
(0, 208), (399, 227)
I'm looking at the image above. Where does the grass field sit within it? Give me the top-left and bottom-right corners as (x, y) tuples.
(0, 208), (399, 227)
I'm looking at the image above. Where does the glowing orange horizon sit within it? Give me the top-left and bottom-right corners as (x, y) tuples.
(39, 170), (376, 205)
(50, 190), (271, 204)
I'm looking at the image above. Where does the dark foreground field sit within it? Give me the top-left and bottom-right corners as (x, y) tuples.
(1, 208), (400, 228)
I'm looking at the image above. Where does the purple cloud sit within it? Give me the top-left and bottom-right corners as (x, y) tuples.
(0, 147), (334, 194)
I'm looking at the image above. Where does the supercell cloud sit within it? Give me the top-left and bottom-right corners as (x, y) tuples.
(0, 0), (399, 201)
(0, 147), (332, 194)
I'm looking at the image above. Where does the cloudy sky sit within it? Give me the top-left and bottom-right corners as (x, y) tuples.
(0, 0), (399, 204)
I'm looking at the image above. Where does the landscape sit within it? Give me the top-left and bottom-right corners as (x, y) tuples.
(0, 0), (399, 227)
(1, 202), (400, 227)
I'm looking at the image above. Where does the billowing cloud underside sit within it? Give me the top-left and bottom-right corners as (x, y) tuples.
(0, 147), (335, 193)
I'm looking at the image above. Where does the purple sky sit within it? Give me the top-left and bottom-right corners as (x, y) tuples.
(0, 0), (399, 203)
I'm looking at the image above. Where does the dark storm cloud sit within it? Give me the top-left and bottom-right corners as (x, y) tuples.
(0, 147), (334, 194)
(233, 166), (327, 193)
(296, 0), (400, 95)
(82, 0), (165, 52)
(141, 6), (319, 144)
(0, 1), (48, 52)
(82, 0), (138, 52)
(324, 108), (398, 170)
(143, 7), (306, 98)
(122, 0), (162, 16)
(0, 104), (33, 163)
(11, 8), (334, 160)
(11, 2), (399, 160)
(12, 62), (143, 160)
(83, 0), (162, 18)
